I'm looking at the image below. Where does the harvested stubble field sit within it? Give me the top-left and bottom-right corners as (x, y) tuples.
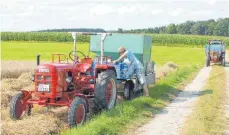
(1, 41), (205, 135)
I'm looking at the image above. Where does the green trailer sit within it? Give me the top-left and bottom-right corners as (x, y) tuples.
(90, 33), (152, 70)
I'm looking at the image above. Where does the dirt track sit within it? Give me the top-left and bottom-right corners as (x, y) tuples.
(135, 67), (212, 135)
(135, 51), (229, 135)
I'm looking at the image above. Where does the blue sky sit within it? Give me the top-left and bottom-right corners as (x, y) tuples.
(1, 0), (229, 31)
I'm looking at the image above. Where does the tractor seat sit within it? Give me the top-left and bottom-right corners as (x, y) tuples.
(76, 58), (93, 73)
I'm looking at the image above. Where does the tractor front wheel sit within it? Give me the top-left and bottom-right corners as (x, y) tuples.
(68, 97), (87, 127)
(10, 92), (31, 120)
(93, 70), (117, 110)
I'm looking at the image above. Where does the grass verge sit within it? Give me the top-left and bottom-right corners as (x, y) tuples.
(181, 66), (228, 135)
(62, 65), (201, 135)
(1, 42), (204, 68)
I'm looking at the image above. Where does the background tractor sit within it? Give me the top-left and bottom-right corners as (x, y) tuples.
(205, 39), (226, 67)
(9, 32), (118, 127)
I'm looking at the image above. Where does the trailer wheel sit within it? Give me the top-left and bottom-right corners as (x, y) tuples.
(68, 97), (87, 127)
(221, 58), (226, 67)
(124, 82), (130, 100)
(93, 70), (117, 110)
(124, 81), (135, 100)
(10, 92), (30, 120)
(206, 57), (210, 67)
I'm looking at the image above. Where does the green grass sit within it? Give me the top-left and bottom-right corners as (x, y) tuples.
(182, 66), (228, 135)
(1, 41), (204, 67)
(152, 46), (204, 67)
(62, 65), (201, 135)
(1, 41), (92, 60)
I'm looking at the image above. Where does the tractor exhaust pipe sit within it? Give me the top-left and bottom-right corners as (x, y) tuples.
(37, 54), (40, 66)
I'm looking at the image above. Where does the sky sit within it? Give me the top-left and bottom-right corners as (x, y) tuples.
(1, 0), (229, 31)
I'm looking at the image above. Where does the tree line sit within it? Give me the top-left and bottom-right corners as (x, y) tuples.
(116, 18), (229, 37)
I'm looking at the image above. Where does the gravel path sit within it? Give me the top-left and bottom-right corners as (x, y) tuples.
(135, 66), (212, 135)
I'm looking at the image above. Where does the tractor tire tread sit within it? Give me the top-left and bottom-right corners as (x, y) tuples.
(68, 97), (87, 127)
(10, 92), (24, 120)
(93, 70), (117, 110)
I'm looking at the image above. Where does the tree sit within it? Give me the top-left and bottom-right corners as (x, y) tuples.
(117, 28), (123, 33)
(166, 24), (177, 34)
(190, 23), (202, 35)
(214, 19), (229, 36)
(159, 26), (166, 34)
(119, 17), (228, 37)
(176, 23), (186, 34)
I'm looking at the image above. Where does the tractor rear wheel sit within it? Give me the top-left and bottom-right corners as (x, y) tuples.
(10, 92), (31, 120)
(93, 70), (117, 110)
(68, 97), (87, 127)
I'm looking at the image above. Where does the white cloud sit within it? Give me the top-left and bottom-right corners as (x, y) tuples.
(151, 9), (164, 15)
(1, 1), (229, 31)
(138, 4), (148, 13)
(117, 4), (148, 15)
(168, 8), (183, 16)
(90, 4), (114, 16)
(190, 10), (213, 16)
(118, 5), (136, 14)
(209, 0), (216, 5)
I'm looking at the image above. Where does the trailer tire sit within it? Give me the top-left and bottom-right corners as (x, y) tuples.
(124, 82), (131, 100)
(68, 97), (87, 127)
(222, 58), (226, 67)
(93, 70), (117, 110)
(124, 81), (135, 100)
(206, 57), (210, 67)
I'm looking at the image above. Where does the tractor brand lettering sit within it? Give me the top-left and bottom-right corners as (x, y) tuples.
(39, 68), (49, 72)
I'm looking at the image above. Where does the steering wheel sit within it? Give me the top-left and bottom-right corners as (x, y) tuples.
(69, 51), (86, 62)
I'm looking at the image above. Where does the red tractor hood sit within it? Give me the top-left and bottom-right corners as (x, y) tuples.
(37, 63), (91, 73)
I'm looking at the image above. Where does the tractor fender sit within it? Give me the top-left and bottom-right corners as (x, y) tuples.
(20, 90), (33, 101)
(16, 90), (33, 110)
(95, 65), (116, 77)
(72, 94), (89, 113)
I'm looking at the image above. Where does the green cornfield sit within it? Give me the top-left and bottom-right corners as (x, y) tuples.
(1, 32), (89, 42)
(1, 32), (229, 46)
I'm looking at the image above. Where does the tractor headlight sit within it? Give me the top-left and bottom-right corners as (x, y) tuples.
(66, 77), (72, 83)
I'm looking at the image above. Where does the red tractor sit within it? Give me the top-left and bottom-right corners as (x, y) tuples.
(9, 32), (117, 127)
